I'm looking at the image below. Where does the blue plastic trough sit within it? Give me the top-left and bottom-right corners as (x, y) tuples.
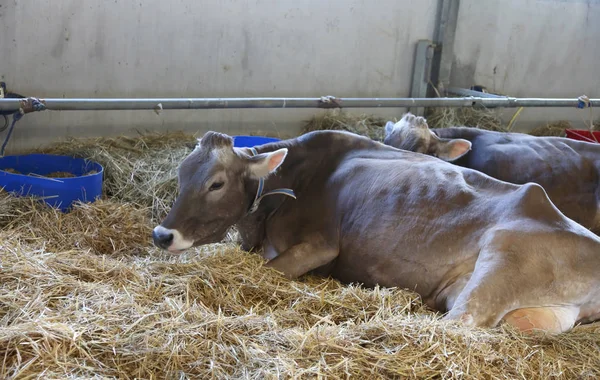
(232, 135), (280, 148)
(0, 154), (104, 212)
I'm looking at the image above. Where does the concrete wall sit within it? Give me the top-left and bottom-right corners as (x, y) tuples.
(0, 0), (437, 152)
(0, 0), (598, 152)
(452, 0), (600, 131)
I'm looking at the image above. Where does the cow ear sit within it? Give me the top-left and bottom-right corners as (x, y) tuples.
(246, 148), (288, 179)
(384, 121), (396, 136)
(435, 138), (471, 161)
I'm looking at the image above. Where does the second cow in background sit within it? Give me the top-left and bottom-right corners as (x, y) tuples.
(384, 113), (600, 235)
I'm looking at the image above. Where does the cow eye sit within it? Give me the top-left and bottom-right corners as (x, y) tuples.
(209, 181), (224, 191)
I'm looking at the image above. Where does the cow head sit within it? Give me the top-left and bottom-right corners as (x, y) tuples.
(383, 113), (471, 161)
(152, 131), (288, 253)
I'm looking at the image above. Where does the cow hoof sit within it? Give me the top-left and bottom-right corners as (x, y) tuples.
(442, 311), (476, 327)
(459, 313), (474, 326)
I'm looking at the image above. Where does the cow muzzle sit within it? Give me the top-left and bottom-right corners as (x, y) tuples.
(152, 225), (193, 253)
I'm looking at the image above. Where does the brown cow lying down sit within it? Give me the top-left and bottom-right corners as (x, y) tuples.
(152, 126), (600, 334)
(384, 113), (600, 235)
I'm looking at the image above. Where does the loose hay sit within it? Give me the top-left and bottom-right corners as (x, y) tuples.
(35, 131), (198, 223)
(303, 109), (593, 138)
(424, 106), (507, 132)
(529, 121), (571, 137)
(303, 110), (388, 141)
(1, 130), (600, 378)
(1, 168), (21, 175)
(302, 108), (508, 139)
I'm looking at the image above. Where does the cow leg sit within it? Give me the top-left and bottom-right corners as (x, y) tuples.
(441, 244), (576, 333)
(442, 282), (507, 328)
(440, 250), (511, 327)
(264, 238), (339, 280)
(593, 195), (600, 235)
(442, 256), (581, 334)
(592, 218), (600, 236)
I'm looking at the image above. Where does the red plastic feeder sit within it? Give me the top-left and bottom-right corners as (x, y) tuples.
(565, 129), (600, 144)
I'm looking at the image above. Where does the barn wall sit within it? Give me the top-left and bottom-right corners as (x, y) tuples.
(0, 0), (598, 152)
(452, 0), (600, 131)
(0, 0), (437, 152)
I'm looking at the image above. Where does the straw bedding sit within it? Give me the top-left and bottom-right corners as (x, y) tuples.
(35, 132), (198, 223)
(303, 111), (388, 141)
(424, 107), (508, 132)
(1, 127), (600, 379)
(303, 108), (597, 138)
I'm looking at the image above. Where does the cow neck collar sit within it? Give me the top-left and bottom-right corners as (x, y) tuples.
(247, 146), (297, 214)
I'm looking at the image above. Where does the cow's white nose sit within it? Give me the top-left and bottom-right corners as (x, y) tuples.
(153, 226), (174, 249)
(152, 226), (193, 252)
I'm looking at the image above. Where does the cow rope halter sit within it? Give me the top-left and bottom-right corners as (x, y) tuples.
(247, 147), (297, 214)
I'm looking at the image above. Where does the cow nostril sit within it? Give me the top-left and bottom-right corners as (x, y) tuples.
(152, 228), (174, 249)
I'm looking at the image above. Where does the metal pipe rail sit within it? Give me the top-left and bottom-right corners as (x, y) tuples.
(0, 96), (598, 112)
